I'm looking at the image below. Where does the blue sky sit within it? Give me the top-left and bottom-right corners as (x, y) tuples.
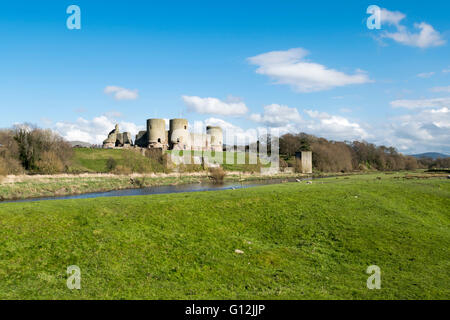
(0, 1), (449, 153)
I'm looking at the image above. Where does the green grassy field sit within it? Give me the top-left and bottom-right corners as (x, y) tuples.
(69, 148), (166, 173)
(0, 173), (448, 299)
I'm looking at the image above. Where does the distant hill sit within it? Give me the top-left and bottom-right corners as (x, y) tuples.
(411, 152), (449, 160)
(69, 141), (92, 148)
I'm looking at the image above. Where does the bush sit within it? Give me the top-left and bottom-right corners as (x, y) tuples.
(112, 165), (132, 175)
(130, 177), (147, 188)
(36, 151), (64, 174)
(208, 167), (225, 183)
(106, 157), (117, 172)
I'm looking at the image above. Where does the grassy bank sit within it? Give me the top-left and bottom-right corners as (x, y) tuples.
(0, 171), (309, 201)
(0, 173), (448, 299)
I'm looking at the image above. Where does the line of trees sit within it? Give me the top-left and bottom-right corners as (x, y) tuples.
(279, 132), (447, 172)
(0, 125), (73, 175)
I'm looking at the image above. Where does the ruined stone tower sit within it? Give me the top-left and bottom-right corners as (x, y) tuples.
(169, 119), (189, 150)
(206, 126), (223, 152)
(147, 119), (167, 149)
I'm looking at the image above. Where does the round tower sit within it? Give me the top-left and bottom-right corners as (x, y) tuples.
(206, 126), (223, 151)
(147, 119), (166, 148)
(169, 119), (189, 150)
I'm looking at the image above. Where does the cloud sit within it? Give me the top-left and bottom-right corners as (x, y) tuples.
(104, 110), (124, 118)
(303, 110), (371, 141)
(250, 104), (303, 127)
(54, 115), (144, 144)
(247, 48), (371, 92)
(380, 8), (406, 27)
(417, 72), (435, 78)
(380, 9), (445, 48)
(104, 86), (139, 101)
(182, 95), (248, 116)
(430, 86), (450, 93)
(443, 68), (450, 73)
(391, 97), (450, 109)
(378, 107), (450, 153)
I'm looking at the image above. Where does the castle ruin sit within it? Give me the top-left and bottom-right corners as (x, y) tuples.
(103, 119), (223, 152)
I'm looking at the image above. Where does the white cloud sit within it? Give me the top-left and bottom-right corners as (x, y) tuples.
(377, 107), (450, 153)
(391, 97), (450, 109)
(247, 48), (371, 92)
(182, 95), (248, 116)
(380, 8), (406, 27)
(250, 104), (303, 127)
(104, 86), (139, 101)
(54, 115), (143, 144)
(304, 110), (371, 140)
(417, 72), (435, 78)
(430, 86), (450, 93)
(443, 68), (450, 73)
(380, 9), (445, 48)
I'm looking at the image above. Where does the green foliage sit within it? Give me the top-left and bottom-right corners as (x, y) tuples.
(0, 173), (448, 299)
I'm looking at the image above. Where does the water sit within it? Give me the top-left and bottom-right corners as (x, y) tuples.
(1, 177), (310, 204)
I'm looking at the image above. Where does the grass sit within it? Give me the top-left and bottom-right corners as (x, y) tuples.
(69, 148), (165, 173)
(0, 173), (448, 299)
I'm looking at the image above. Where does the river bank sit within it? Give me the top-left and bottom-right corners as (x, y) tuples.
(0, 171), (310, 201)
(1, 170), (443, 202)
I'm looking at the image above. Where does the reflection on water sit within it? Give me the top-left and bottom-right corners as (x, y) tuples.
(2, 177), (312, 204)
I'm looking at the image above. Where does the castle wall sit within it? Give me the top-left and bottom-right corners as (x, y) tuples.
(190, 133), (211, 151)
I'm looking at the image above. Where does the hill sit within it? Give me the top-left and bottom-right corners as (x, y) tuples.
(411, 152), (449, 160)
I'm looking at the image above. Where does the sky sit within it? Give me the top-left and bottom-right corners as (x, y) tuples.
(0, 0), (449, 154)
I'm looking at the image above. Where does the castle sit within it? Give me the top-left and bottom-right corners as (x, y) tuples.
(103, 118), (223, 152)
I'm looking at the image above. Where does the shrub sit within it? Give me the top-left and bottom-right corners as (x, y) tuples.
(36, 151), (65, 174)
(208, 167), (225, 183)
(131, 177), (147, 188)
(106, 157), (117, 172)
(112, 165), (132, 175)
(279, 158), (288, 170)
